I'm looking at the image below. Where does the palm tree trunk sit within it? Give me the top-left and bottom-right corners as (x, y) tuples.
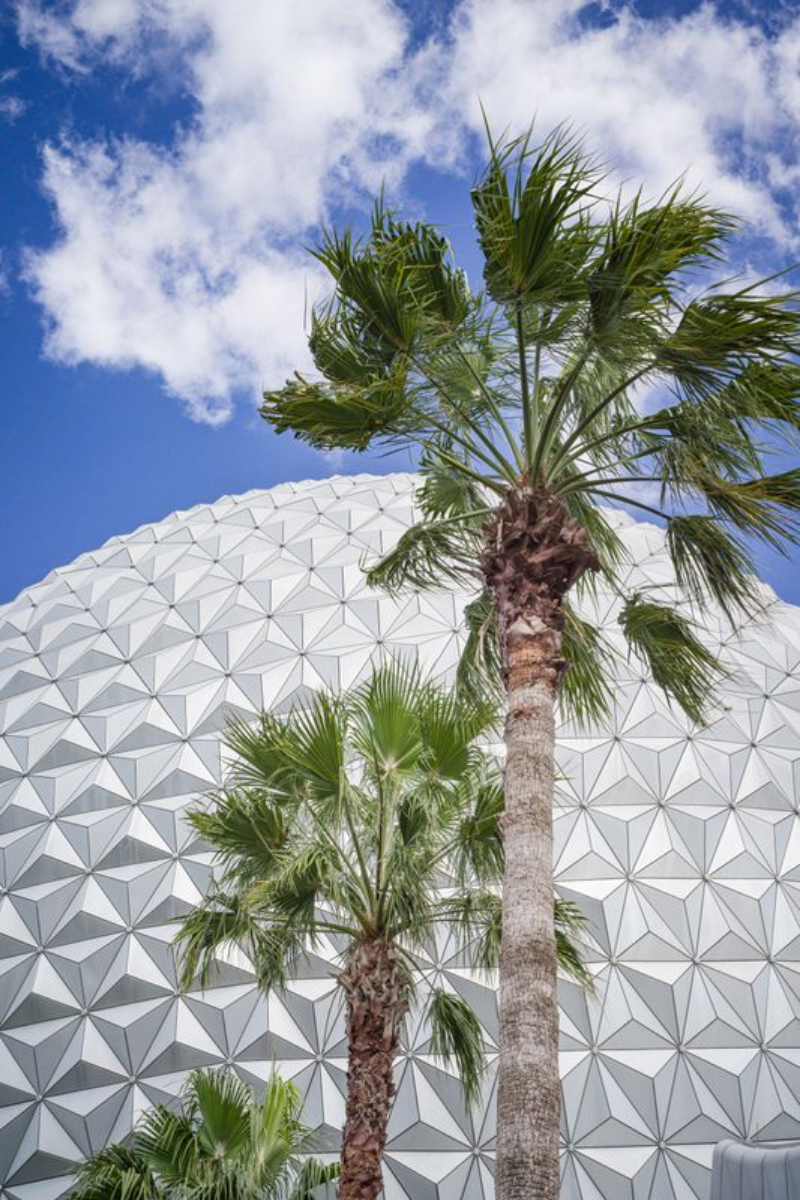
(338, 938), (409, 1200)
(481, 490), (598, 1200)
(496, 616), (562, 1200)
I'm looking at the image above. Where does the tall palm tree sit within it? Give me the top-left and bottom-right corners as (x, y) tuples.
(69, 1067), (338, 1200)
(175, 664), (589, 1200)
(258, 127), (800, 1200)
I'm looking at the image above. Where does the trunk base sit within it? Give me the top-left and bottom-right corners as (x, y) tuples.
(338, 939), (409, 1200)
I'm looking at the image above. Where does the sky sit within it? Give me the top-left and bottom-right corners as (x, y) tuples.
(1, 0), (800, 606)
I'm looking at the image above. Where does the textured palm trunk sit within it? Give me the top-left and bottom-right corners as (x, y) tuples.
(338, 938), (409, 1200)
(496, 620), (562, 1200)
(482, 490), (598, 1200)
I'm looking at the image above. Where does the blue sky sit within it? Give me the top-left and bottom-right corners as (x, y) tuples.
(1, 0), (799, 605)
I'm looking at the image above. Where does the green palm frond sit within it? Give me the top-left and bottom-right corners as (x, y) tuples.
(276, 692), (347, 806)
(174, 890), (304, 992)
(186, 789), (288, 884)
(554, 897), (594, 989)
(441, 890), (591, 984)
(588, 185), (734, 353)
(472, 123), (600, 308)
(660, 289), (800, 402)
(417, 449), (491, 518)
(453, 775), (504, 886)
(667, 514), (764, 622)
(260, 370), (414, 452)
(287, 1159), (340, 1200)
(560, 604), (615, 727)
(70, 1146), (161, 1200)
(414, 682), (498, 782)
(440, 888), (503, 973)
(427, 988), (487, 1107)
(698, 470), (800, 548)
(71, 1068), (328, 1200)
(619, 593), (722, 724)
(190, 1068), (253, 1162)
(364, 515), (483, 594)
(135, 1106), (198, 1189)
(350, 661), (427, 780)
(559, 489), (629, 574)
(456, 590), (503, 704)
(224, 710), (295, 792)
(250, 1073), (309, 1192)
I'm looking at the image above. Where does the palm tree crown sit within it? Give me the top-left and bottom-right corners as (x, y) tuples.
(69, 1068), (337, 1200)
(175, 664), (587, 1200)
(261, 126), (800, 720)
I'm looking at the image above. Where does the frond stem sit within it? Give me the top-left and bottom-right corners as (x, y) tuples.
(546, 362), (653, 479)
(516, 304), (533, 471)
(530, 345), (593, 484)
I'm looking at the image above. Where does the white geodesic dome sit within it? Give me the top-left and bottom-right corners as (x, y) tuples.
(2, 473), (800, 1200)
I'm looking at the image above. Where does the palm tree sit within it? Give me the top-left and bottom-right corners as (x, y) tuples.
(69, 1067), (338, 1200)
(258, 127), (800, 1200)
(175, 663), (589, 1200)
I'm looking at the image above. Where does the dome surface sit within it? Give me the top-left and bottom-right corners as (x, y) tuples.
(2, 473), (800, 1200)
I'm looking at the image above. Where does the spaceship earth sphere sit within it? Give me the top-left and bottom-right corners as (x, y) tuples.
(2, 474), (800, 1200)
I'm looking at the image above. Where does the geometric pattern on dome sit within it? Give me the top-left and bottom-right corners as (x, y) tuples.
(2, 472), (800, 1200)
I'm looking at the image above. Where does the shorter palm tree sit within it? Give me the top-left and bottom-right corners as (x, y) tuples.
(175, 664), (588, 1200)
(69, 1067), (338, 1200)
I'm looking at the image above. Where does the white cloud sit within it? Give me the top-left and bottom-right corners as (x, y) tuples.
(19, 0), (442, 422)
(438, 0), (800, 241)
(17, 0), (800, 423)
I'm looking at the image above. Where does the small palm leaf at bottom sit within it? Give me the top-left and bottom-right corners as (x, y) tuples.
(69, 1068), (335, 1200)
(286, 1158), (340, 1200)
(70, 1146), (161, 1200)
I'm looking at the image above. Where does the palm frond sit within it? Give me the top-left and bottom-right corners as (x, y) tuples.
(250, 1073), (309, 1193)
(660, 289), (800, 402)
(559, 488), (629, 576)
(70, 1146), (160, 1200)
(560, 604), (615, 727)
(279, 692), (347, 807)
(417, 448), (490, 519)
(414, 682), (498, 783)
(174, 890), (303, 992)
(350, 660), (426, 780)
(588, 185), (735, 353)
(667, 514), (764, 623)
(190, 1068), (253, 1163)
(364, 517), (481, 593)
(135, 1106), (198, 1189)
(619, 593), (722, 724)
(472, 123), (600, 308)
(439, 888), (503, 972)
(186, 788), (288, 885)
(441, 891), (590, 983)
(456, 590), (503, 704)
(288, 1158), (340, 1200)
(452, 775), (504, 887)
(554, 897), (594, 988)
(699, 470), (800, 549)
(260, 371), (413, 452)
(427, 988), (487, 1107)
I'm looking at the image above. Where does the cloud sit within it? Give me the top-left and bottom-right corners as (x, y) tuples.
(19, 0), (442, 421)
(17, 0), (800, 423)
(438, 0), (800, 242)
